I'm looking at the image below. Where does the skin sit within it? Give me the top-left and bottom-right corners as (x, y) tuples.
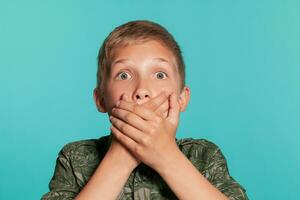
(98, 40), (189, 114)
(99, 40), (191, 166)
(75, 40), (229, 200)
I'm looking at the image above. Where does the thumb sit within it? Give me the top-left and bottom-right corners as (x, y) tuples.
(121, 94), (130, 102)
(167, 93), (180, 125)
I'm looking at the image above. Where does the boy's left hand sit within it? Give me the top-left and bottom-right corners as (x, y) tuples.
(109, 93), (181, 171)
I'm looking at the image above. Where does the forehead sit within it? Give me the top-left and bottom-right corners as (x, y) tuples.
(110, 40), (178, 71)
(112, 57), (171, 67)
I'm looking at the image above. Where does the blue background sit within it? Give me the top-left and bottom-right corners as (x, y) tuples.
(1, 1), (299, 199)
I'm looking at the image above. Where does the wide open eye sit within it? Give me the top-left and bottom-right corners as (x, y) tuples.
(117, 72), (132, 80)
(155, 71), (168, 79)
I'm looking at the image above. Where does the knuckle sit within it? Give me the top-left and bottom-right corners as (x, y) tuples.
(148, 127), (156, 135)
(142, 137), (151, 146)
(120, 123), (127, 131)
(113, 131), (120, 139)
(124, 113), (132, 122)
(118, 134), (124, 141)
(123, 124), (130, 133)
(140, 137), (148, 145)
(134, 145), (142, 155)
(115, 131), (123, 141)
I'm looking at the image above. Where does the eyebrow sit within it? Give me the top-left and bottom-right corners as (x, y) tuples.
(112, 57), (171, 66)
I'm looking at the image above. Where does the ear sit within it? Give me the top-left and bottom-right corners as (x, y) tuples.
(178, 86), (191, 112)
(93, 88), (107, 113)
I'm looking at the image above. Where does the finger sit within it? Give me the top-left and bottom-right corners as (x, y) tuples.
(167, 93), (180, 124)
(154, 98), (169, 117)
(142, 91), (168, 111)
(111, 107), (148, 132)
(114, 94), (129, 107)
(162, 110), (168, 118)
(110, 126), (137, 152)
(110, 116), (144, 143)
(122, 94), (130, 102)
(117, 100), (159, 121)
(120, 92), (168, 118)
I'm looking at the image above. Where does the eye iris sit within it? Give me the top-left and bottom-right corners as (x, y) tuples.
(120, 73), (128, 80)
(157, 72), (165, 79)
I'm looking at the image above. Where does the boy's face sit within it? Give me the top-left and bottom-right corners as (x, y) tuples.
(94, 40), (190, 115)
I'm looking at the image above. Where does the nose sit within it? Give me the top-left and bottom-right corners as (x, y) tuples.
(135, 90), (150, 100)
(133, 81), (152, 103)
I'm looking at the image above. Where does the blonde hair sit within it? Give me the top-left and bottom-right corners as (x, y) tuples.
(96, 20), (186, 94)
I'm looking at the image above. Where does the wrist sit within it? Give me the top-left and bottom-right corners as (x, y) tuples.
(153, 145), (183, 174)
(107, 145), (139, 171)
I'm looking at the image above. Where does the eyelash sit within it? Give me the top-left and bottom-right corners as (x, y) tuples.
(116, 71), (168, 80)
(155, 71), (168, 79)
(116, 71), (132, 80)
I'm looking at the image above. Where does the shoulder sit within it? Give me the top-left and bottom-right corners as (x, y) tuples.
(176, 137), (219, 149)
(176, 137), (220, 155)
(177, 138), (249, 198)
(58, 135), (111, 160)
(176, 137), (223, 166)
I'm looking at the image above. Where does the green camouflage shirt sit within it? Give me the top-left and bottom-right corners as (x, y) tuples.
(42, 134), (249, 200)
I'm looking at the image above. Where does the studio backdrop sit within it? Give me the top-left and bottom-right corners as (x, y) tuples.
(0, 1), (299, 199)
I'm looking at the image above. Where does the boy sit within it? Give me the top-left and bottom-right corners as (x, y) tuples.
(42, 20), (249, 200)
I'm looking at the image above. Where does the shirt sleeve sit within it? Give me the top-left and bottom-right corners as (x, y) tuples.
(41, 148), (80, 200)
(206, 147), (249, 200)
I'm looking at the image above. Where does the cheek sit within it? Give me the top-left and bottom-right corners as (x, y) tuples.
(104, 84), (130, 107)
(155, 81), (178, 94)
(152, 85), (175, 98)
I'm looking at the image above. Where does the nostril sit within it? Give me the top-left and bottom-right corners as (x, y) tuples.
(135, 94), (149, 99)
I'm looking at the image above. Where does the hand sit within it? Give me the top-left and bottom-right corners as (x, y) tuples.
(110, 92), (181, 171)
(108, 92), (170, 167)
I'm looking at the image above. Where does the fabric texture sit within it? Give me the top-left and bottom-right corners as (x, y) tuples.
(41, 134), (249, 200)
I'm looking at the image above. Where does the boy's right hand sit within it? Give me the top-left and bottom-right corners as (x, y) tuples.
(108, 92), (170, 168)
